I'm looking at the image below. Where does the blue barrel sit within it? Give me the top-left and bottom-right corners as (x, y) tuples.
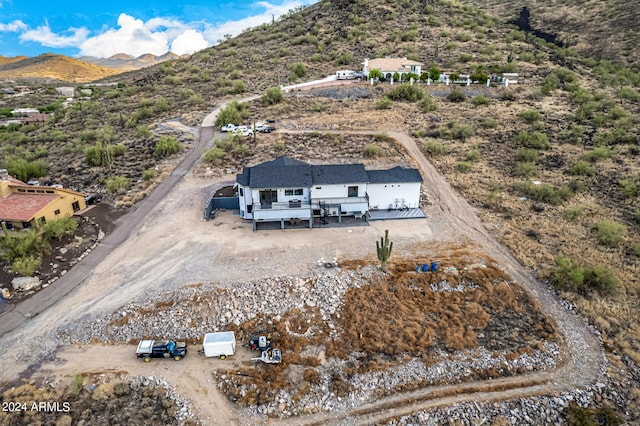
(422, 263), (429, 272)
(431, 262), (439, 272)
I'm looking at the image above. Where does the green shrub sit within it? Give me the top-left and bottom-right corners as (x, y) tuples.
(481, 117), (497, 128)
(616, 87), (639, 101)
(568, 160), (596, 176)
(6, 158), (47, 182)
(363, 144), (382, 158)
(202, 147), (226, 165)
(11, 254), (42, 276)
(422, 140), (448, 156)
(519, 109), (543, 123)
(374, 133), (391, 142)
(274, 140), (285, 151)
(261, 87), (284, 106)
(455, 161), (471, 172)
(136, 125), (152, 139)
(418, 95), (438, 112)
(215, 99), (250, 125)
(106, 176), (131, 194)
(619, 178), (639, 197)
(583, 147), (611, 162)
(42, 217), (77, 241)
(290, 62), (307, 79)
(517, 181), (573, 204)
(447, 88), (466, 102)
(514, 162), (536, 177)
(471, 95), (490, 106)
(154, 136), (183, 157)
(595, 220), (625, 247)
(335, 52), (353, 65)
(564, 206), (585, 222)
(84, 142), (126, 168)
(387, 84), (424, 102)
(516, 130), (549, 150)
(516, 148), (538, 163)
(465, 149), (480, 161)
(231, 81), (247, 94)
(142, 169), (156, 180)
(376, 97), (392, 109)
(0, 229), (50, 264)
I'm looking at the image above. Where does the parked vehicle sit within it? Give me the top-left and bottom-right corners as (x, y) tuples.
(202, 331), (236, 359)
(248, 334), (272, 351)
(252, 348), (282, 364)
(256, 124), (276, 133)
(220, 124), (236, 132)
(233, 126), (253, 137)
(336, 70), (356, 80)
(135, 339), (187, 362)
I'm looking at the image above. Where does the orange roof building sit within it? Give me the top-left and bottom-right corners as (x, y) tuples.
(0, 170), (86, 230)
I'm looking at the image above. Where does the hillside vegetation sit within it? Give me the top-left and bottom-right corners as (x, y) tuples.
(0, 0), (639, 421)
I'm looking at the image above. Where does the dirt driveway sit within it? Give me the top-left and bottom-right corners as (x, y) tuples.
(0, 127), (605, 424)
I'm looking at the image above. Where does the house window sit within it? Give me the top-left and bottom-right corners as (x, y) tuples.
(348, 186), (358, 197)
(39, 217), (46, 225)
(22, 221), (31, 229)
(315, 186), (322, 190)
(72, 201), (80, 212)
(54, 209), (61, 215)
(285, 188), (304, 196)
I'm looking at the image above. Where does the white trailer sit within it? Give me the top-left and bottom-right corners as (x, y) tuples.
(202, 332), (236, 359)
(336, 70), (356, 80)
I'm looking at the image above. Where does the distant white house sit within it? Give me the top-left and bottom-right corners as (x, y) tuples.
(11, 108), (40, 117)
(235, 157), (424, 230)
(362, 57), (424, 80)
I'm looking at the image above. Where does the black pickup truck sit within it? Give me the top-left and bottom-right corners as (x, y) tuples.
(135, 339), (187, 362)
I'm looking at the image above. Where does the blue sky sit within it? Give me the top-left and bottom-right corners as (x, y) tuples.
(0, 0), (318, 58)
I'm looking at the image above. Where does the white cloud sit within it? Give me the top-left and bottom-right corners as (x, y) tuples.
(171, 29), (208, 56)
(0, 20), (28, 33)
(79, 13), (170, 57)
(20, 24), (89, 48)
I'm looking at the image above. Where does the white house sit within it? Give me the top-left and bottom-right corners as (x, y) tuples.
(235, 157), (424, 230)
(362, 57), (424, 81)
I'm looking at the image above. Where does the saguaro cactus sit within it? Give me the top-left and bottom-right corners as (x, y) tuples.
(376, 229), (393, 273)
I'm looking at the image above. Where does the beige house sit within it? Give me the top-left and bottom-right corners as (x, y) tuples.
(0, 170), (86, 230)
(362, 57), (424, 80)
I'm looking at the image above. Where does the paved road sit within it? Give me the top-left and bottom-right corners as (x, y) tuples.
(0, 125), (215, 338)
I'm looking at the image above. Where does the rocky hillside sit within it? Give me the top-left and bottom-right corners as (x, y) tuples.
(0, 0), (639, 421)
(0, 53), (120, 83)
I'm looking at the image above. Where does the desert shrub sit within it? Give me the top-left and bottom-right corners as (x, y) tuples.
(363, 144), (382, 158)
(231, 81), (247, 94)
(456, 161), (471, 172)
(465, 149), (480, 161)
(418, 95), (438, 112)
(387, 84), (423, 102)
(84, 142), (126, 167)
(375, 97), (392, 109)
(519, 109), (543, 123)
(106, 176), (130, 194)
(459, 53), (473, 63)
(142, 169), (155, 181)
(216, 99), (250, 125)
(335, 52), (353, 65)
(438, 121), (474, 141)
(619, 178), (639, 197)
(565, 402), (623, 425)
(6, 158), (47, 182)
(261, 87), (284, 106)
(154, 136), (183, 157)
(568, 160), (596, 176)
(0, 229), (50, 264)
(42, 217), (77, 241)
(516, 148), (538, 163)
(232, 143), (249, 158)
(374, 133), (391, 142)
(564, 206), (585, 221)
(136, 125), (152, 139)
(517, 181), (573, 204)
(290, 62), (307, 79)
(560, 124), (585, 145)
(595, 220), (625, 248)
(274, 140), (285, 151)
(616, 87), (639, 101)
(516, 130), (549, 150)
(202, 147), (226, 165)
(471, 95), (490, 106)
(422, 140), (448, 156)
(583, 147), (611, 162)
(10, 254), (41, 276)
(514, 162), (536, 177)
(481, 117), (497, 128)
(447, 87), (466, 102)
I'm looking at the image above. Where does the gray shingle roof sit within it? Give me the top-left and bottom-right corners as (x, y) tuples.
(367, 166), (423, 183)
(236, 157), (422, 188)
(311, 164), (369, 184)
